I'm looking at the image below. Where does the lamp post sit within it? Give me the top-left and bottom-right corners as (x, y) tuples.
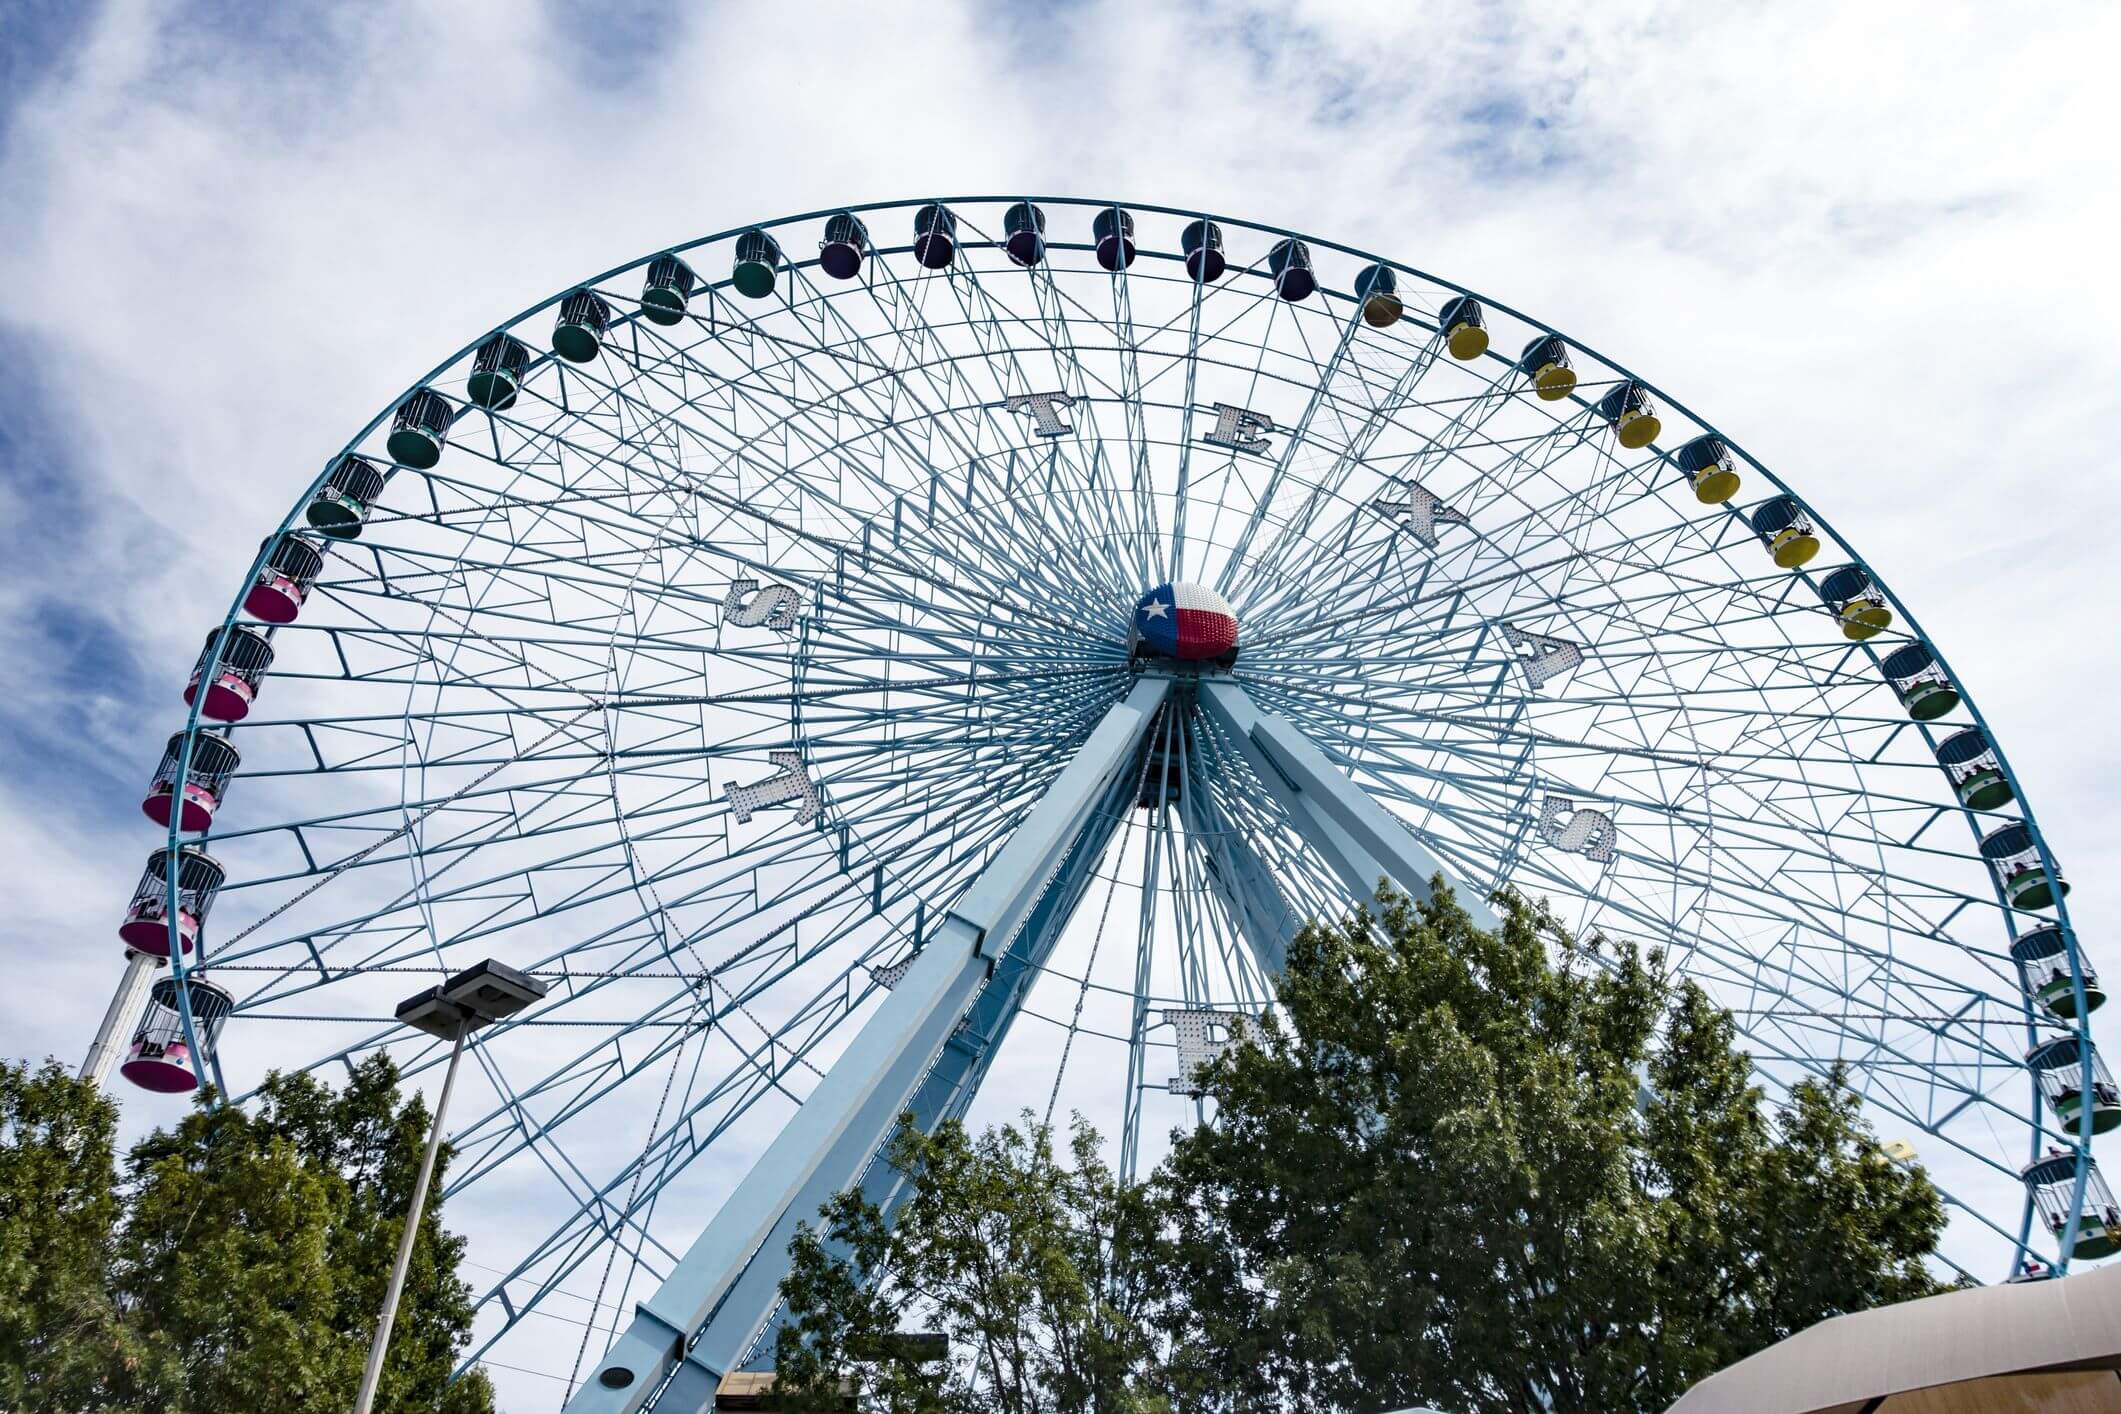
(353, 959), (547, 1414)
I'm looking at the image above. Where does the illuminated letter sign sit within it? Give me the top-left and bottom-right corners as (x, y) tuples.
(724, 577), (802, 632)
(1502, 624), (1583, 690)
(725, 749), (822, 825)
(1005, 391), (1077, 437)
(1372, 479), (1469, 548)
(1203, 402), (1275, 456)
(1164, 1008), (1258, 1095)
(1540, 797), (1616, 861)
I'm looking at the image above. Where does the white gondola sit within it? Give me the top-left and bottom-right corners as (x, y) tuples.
(2023, 1151), (2121, 1260)
(2026, 1035), (2121, 1136)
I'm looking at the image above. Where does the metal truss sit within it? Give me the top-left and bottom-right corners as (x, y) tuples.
(91, 199), (2097, 1406)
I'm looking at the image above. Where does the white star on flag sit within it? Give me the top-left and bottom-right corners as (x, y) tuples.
(1142, 599), (1169, 619)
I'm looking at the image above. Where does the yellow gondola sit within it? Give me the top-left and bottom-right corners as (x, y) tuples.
(1437, 294), (1488, 357)
(1355, 264), (1403, 328)
(1749, 496), (1821, 568)
(1518, 334), (1575, 400)
(1674, 434), (1742, 504)
(1598, 379), (1662, 450)
(1819, 564), (1892, 640)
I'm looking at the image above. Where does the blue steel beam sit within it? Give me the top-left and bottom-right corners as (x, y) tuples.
(1185, 768), (1302, 980)
(723, 753), (1144, 1379)
(1197, 679), (1392, 902)
(1198, 679), (1501, 932)
(566, 675), (1171, 1413)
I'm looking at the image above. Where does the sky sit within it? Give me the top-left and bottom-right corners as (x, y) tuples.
(4, 0), (2121, 1404)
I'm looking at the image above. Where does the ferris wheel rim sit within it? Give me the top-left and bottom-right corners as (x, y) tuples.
(224, 192), (2048, 856)
(261, 192), (2073, 937)
(125, 195), (2096, 1352)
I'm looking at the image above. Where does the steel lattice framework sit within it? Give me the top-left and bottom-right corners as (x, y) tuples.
(95, 197), (2101, 1408)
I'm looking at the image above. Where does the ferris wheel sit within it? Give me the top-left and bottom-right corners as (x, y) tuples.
(80, 197), (2107, 1408)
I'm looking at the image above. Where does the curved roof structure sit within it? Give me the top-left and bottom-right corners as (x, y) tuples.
(1668, 1262), (2121, 1413)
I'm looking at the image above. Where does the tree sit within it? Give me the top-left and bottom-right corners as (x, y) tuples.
(112, 1094), (354, 1408)
(0, 1060), (142, 1410)
(1156, 884), (1950, 1413)
(240, 1056), (493, 1414)
(112, 1056), (495, 1413)
(0, 1053), (492, 1412)
(776, 1113), (1172, 1414)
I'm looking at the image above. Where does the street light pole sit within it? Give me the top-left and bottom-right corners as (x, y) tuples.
(353, 1027), (466, 1414)
(352, 958), (546, 1414)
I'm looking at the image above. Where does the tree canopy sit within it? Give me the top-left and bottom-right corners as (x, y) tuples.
(781, 885), (1952, 1414)
(775, 1114), (1171, 1413)
(0, 1059), (139, 1410)
(0, 1055), (493, 1413)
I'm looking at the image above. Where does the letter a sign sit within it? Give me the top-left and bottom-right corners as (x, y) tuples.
(1502, 624), (1583, 690)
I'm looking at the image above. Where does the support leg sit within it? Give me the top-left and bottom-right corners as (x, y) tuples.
(1185, 776), (1301, 981)
(565, 676), (1170, 1413)
(728, 760), (1139, 1376)
(80, 950), (160, 1088)
(1198, 679), (1500, 932)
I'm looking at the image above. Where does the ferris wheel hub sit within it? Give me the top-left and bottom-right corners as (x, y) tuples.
(1131, 581), (1239, 664)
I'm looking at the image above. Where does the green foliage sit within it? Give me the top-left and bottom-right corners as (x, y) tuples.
(0, 1060), (141, 1409)
(243, 1057), (493, 1414)
(778, 883), (1952, 1414)
(0, 1055), (492, 1413)
(1156, 884), (1951, 1413)
(113, 1096), (353, 1407)
(776, 1114), (1172, 1414)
